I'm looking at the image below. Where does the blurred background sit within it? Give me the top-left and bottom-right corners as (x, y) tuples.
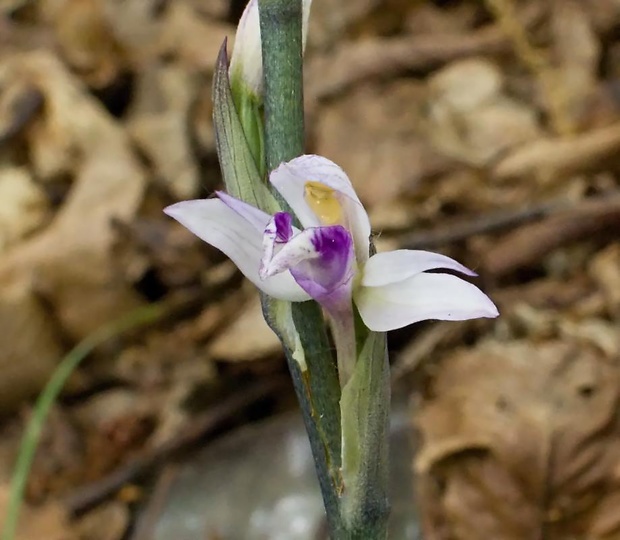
(2, 0), (620, 538)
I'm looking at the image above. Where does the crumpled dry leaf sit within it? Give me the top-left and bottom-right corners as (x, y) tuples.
(315, 79), (444, 209)
(128, 64), (200, 199)
(405, 2), (477, 35)
(157, 1), (232, 72)
(208, 292), (280, 362)
(424, 58), (541, 166)
(0, 278), (65, 412)
(577, 0), (620, 40)
(0, 483), (79, 540)
(44, 0), (128, 89)
(73, 500), (129, 540)
(306, 0), (383, 49)
(550, 0), (600, 131)
(414, 339), (620, 540)
(0, 51), (147, 410)
(0, 165), (49, 252)
(589, 243), (620, 317)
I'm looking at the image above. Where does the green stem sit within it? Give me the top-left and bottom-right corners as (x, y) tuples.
(259, 0), (305, 170)
(258, 0), (346, 536)
(258, 2), (391, 537)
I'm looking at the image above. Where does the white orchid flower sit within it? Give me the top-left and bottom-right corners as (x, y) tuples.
(165, 155), (498, 341)
(229, 0), (312, 97)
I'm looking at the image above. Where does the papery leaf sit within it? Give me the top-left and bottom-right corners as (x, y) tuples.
(340, 330), (390, 534)
(415, 340), (620, 540)
(212, 41), (276, 213)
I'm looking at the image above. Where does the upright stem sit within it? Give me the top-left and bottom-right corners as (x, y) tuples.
(259, 0), (304, 169)
(258, 0), (346, 536)
(258, 4), (391, 538)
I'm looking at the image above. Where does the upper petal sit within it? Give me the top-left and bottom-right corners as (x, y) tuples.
(355, 272), (498, 332)
(362, 249), (476, 288)
(216, 190), (271, 233)
(269, 155), (371, 262)
(164, 198), (310, 301)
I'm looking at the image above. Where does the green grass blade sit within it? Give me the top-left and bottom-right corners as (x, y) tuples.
(1, 304), (164, 540)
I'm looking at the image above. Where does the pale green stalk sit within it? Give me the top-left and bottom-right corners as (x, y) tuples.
(258, 1), (390, 537)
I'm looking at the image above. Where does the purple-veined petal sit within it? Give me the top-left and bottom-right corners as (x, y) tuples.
(355, 272), (499, 332)
(261, 212), (294, 277)
(361, 249), (476, 288)
(164, 199), (309, 301)
(269, 155), (371, 263)
(216, 191), (271, 233)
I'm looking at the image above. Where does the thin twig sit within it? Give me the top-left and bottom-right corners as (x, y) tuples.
(64, 377), (285, 515)
(492, 122), (620, 182)
(305, 3), (544, 104)
(484, 191), (620, 277)
(130, 464), (181, 540)
(306, 26), (508, 103)
(401, 199), (565, 250)
(391, 323), (466, 383)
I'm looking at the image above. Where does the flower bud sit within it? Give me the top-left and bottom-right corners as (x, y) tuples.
(229, 0), (312, 98)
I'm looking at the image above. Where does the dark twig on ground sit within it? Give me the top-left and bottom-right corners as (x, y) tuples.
(64, 377), (286, 516)
(484, 190), (620, 278)
(401, 199), (566, 250)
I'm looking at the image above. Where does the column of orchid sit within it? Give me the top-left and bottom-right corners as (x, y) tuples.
(165, 1), (498, 537)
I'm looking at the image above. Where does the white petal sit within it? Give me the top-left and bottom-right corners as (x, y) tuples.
(270, 154), (371, 262)
(362, 249), (476, 288)
(164, 199), (309, 301)
(302, 0), (313, 50)
(355, 272), (498, 332)
(217, 191), (271, 232)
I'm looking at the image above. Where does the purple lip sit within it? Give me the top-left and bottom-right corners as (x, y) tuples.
(290, 225), (354, 307)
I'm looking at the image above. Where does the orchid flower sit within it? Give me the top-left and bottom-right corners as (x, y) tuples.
(229, 0), (313, 98)
(165, 155), (498, 383)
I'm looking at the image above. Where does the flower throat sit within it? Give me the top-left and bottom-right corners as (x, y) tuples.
(304, 181), (343, 226)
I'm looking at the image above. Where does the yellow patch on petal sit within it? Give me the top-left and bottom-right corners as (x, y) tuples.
(304, 181), (343, 225)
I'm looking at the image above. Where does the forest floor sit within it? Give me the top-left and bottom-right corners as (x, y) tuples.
(2, 0), (620, 538)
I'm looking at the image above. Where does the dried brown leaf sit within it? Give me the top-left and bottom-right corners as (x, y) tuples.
(415, 340), (620, 540)
(73, 500), (129, 540)
(315, 79), (441, 209)
(0, 51), (147, 410)
(0, 166), (50, 252)
(589, 244), (620, 318)
(0, 483), (79, 540)
(425, 58), (540, 166)
(208, 293), (280, 362)
(550, 0), (601, 131)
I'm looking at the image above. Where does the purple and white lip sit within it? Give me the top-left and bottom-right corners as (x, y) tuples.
(259, 212), (355, 311)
